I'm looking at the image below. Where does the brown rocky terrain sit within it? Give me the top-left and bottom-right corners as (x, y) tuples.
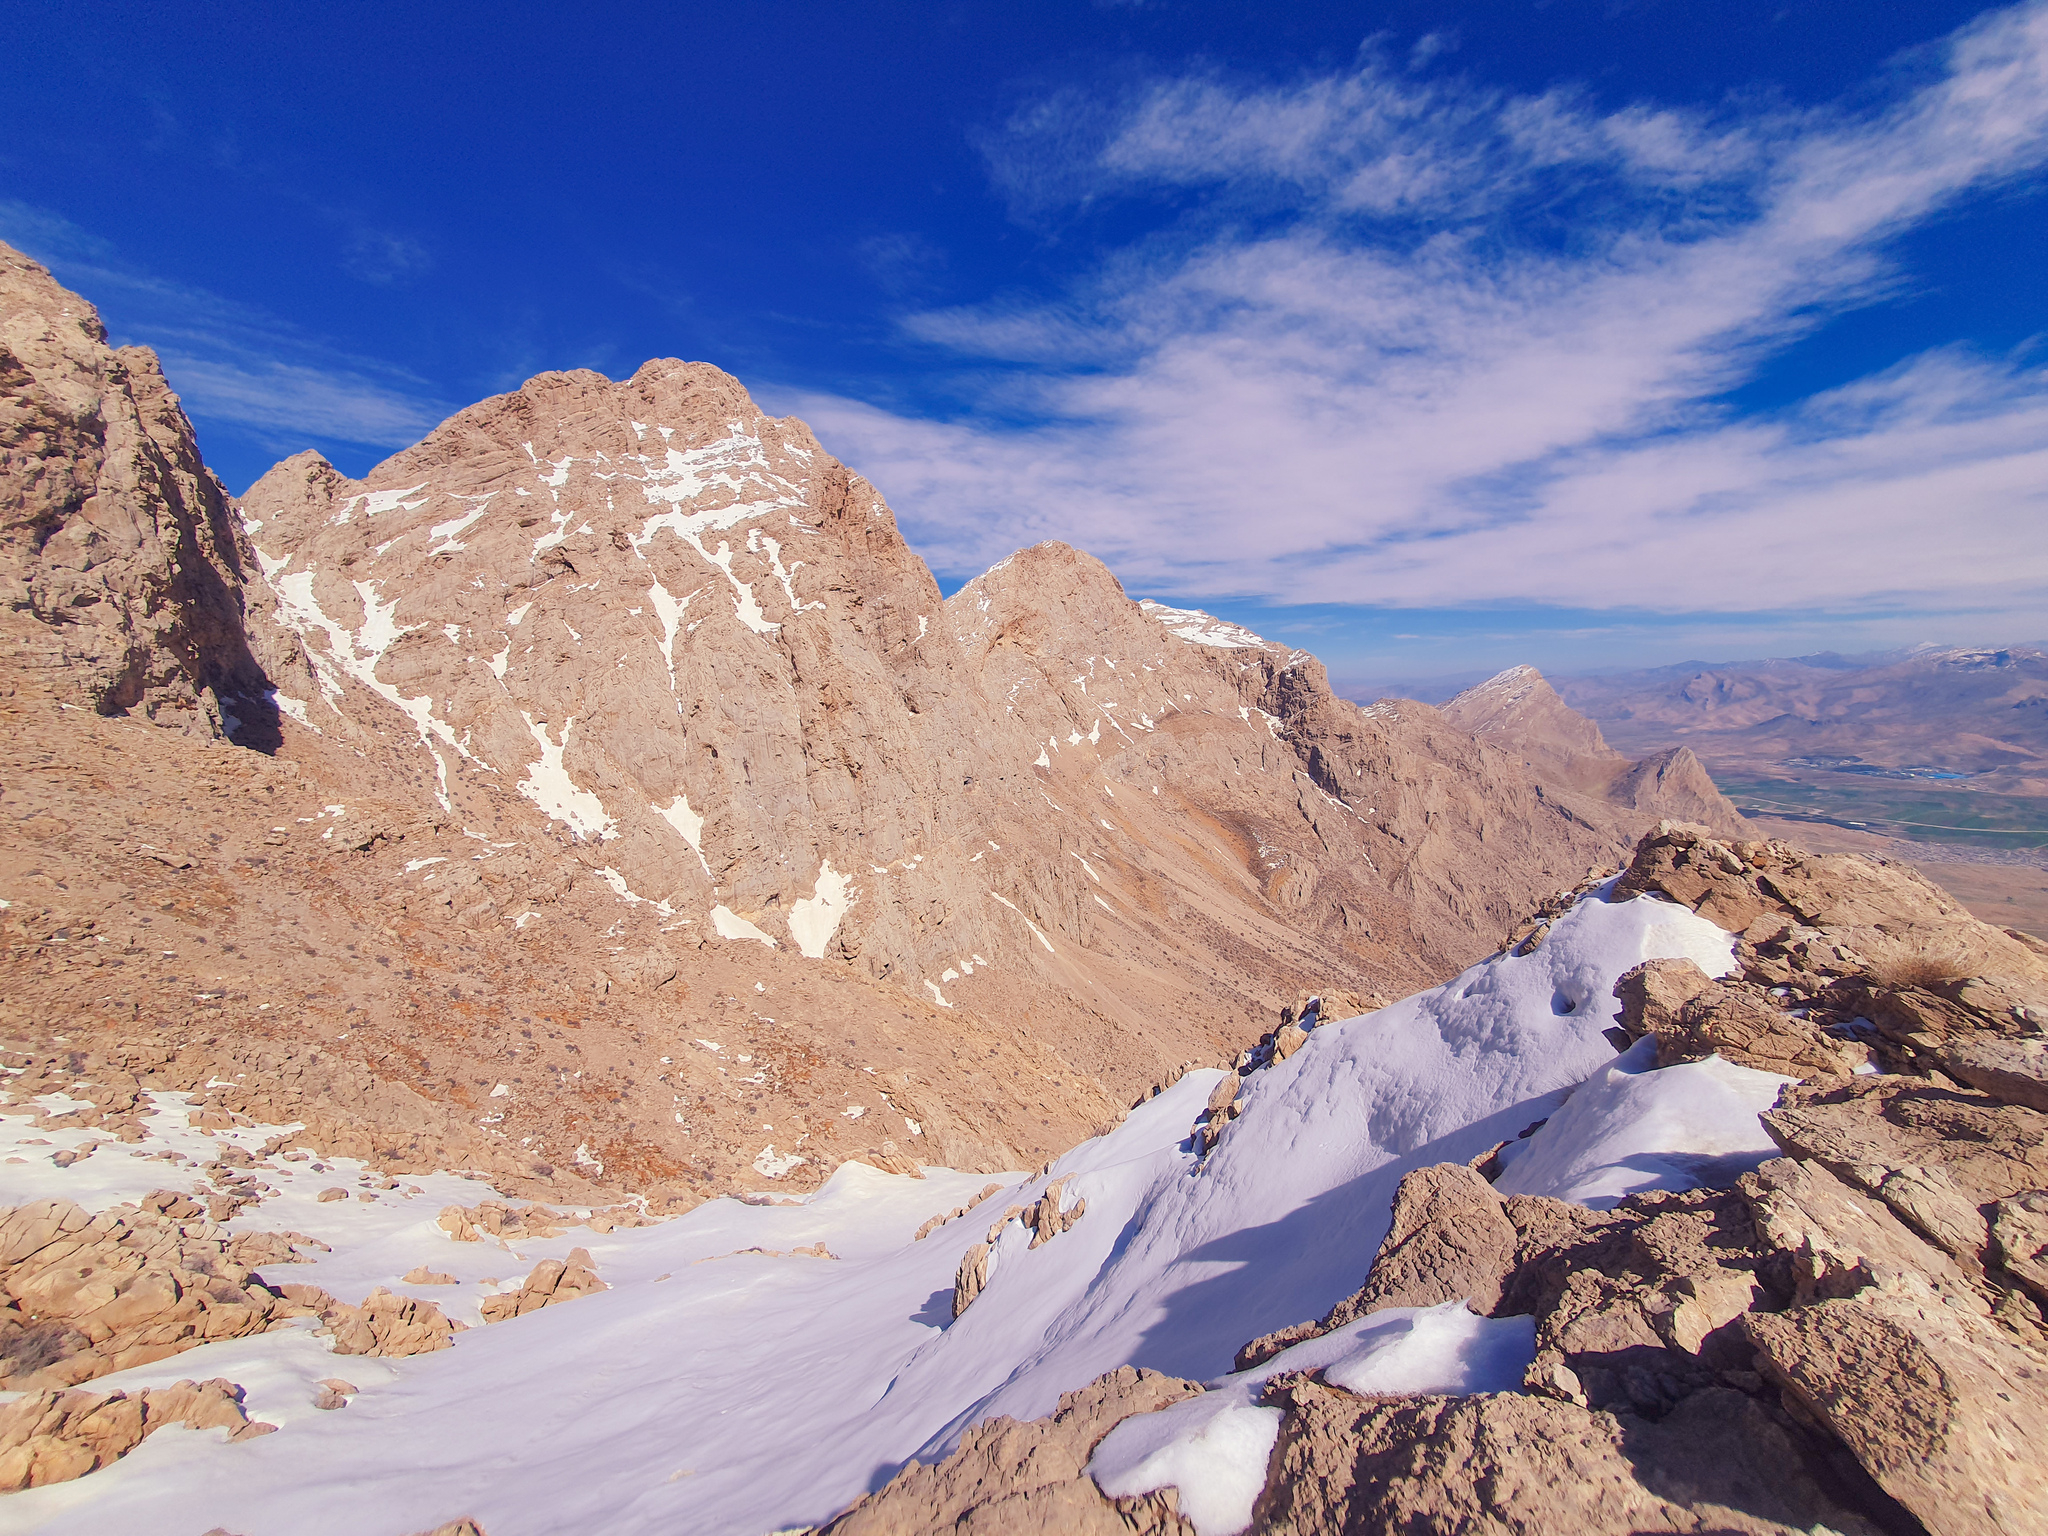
(824, 825), (2048, 1536)
(0, 245), (269, 735)
(18, 235), (2042, 1534)
(0, 241), (1638, 1208)
(0, 1194), (463, 1396)
(1441, 664), (1746, 836)
(0, 1375), (272, 1491)
(1737, 813), (2048, 941)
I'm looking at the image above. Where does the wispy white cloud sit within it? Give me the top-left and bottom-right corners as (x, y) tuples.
(795, 2), (2048, 622)
(0, 200), (452, 452)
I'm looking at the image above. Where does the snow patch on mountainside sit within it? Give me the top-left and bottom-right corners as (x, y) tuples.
(7, 889), (1763, 1536)
(1137, 599), (1272, 650)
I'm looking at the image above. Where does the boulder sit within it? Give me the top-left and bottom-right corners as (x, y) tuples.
(1761, 1077), (2048, 1263)
(1934, 1037), (2048, 1114)
(323, 1287), (465, 1355)
(0, 1377), (270, 1491)
(1611, 958), (1714, 1043)
(821, 1366), (1201, 1535)
(478, 1250), (607, 1324)
(1990, 1192), (2048, 1305)
(1746, 1292), (2048, 1536)
(1253, 1377), (1886, 1536)
(1324, 1164), (1519, 1327)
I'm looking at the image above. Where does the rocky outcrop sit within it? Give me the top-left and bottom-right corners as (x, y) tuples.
(0, 1197), (312, 1389)
(1612, 824), (2047, 1080)
(951, 1180), (1088, 1318)
(1442, 667), (1746, 836)
(313, 1286), (466, 1355)
(825, 829), (2048, 1536)
(0, 1197), (461, 1391)
(0, 242), (268, 735)
(478, 1249), (607, 1322)
(0, 1376), (272, 1491)
(912, 1183), (1007, 1242)
(1254, 1378), (1883, 1536)
(821, 1366), (1202, 1535)
(1612, 956), (1873, 1077)
(436, 1200), (648, 1243)
(1234, 1163), (1517, 1371)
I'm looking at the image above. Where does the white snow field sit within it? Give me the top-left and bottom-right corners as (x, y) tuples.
(0, 888), (1792, 1536)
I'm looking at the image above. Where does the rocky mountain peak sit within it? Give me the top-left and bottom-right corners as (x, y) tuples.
(1442, 664), (1614, 761)
(1442, 660), (1746, 837)
(0, 240), (267, 732)
(3, 252), (1652, 1206)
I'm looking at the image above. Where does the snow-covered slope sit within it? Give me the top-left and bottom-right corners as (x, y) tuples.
(3, 887), (1783, 1536)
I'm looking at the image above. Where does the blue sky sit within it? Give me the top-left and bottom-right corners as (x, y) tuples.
(6, 1), (2045, 698)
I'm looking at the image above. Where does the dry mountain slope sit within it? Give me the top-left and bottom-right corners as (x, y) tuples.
(2, 242), (1634, 1203)
(1442, 665), (1746, 836)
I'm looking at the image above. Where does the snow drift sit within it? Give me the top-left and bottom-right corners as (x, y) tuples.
(1, 886), (1791, 1535)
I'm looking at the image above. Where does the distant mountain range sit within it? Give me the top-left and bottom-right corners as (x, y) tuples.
(1554, 644), (2048, 790)
(1539, 644), (2048, 847)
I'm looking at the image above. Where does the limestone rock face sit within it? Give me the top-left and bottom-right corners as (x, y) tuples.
(1254, 1380), (1882, 1536)
(0, 242), (267, 733)
(1321, 1163), (1520, 1325)
(161, 346), (1629, 1189)
(236, 379), (1625, 1037)
(0, 1196), (462, 1390)
(0, 1197), (306, 1390)
(1442, 666), (1746, 835)
(1611, 823), (2048, 1085)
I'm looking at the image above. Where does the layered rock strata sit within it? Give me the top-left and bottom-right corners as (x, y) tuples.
(0, 1376), (272, 1491)
(0, 1197), (461, 1392)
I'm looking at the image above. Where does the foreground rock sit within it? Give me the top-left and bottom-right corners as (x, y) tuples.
(0, 1197), (461, 1390)
(822, 1366), (1201, 1535)
(0, 1377), (270, 1490)
(1255, 1379), (1880, 1536)
(827, 828), (2048, 1536)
